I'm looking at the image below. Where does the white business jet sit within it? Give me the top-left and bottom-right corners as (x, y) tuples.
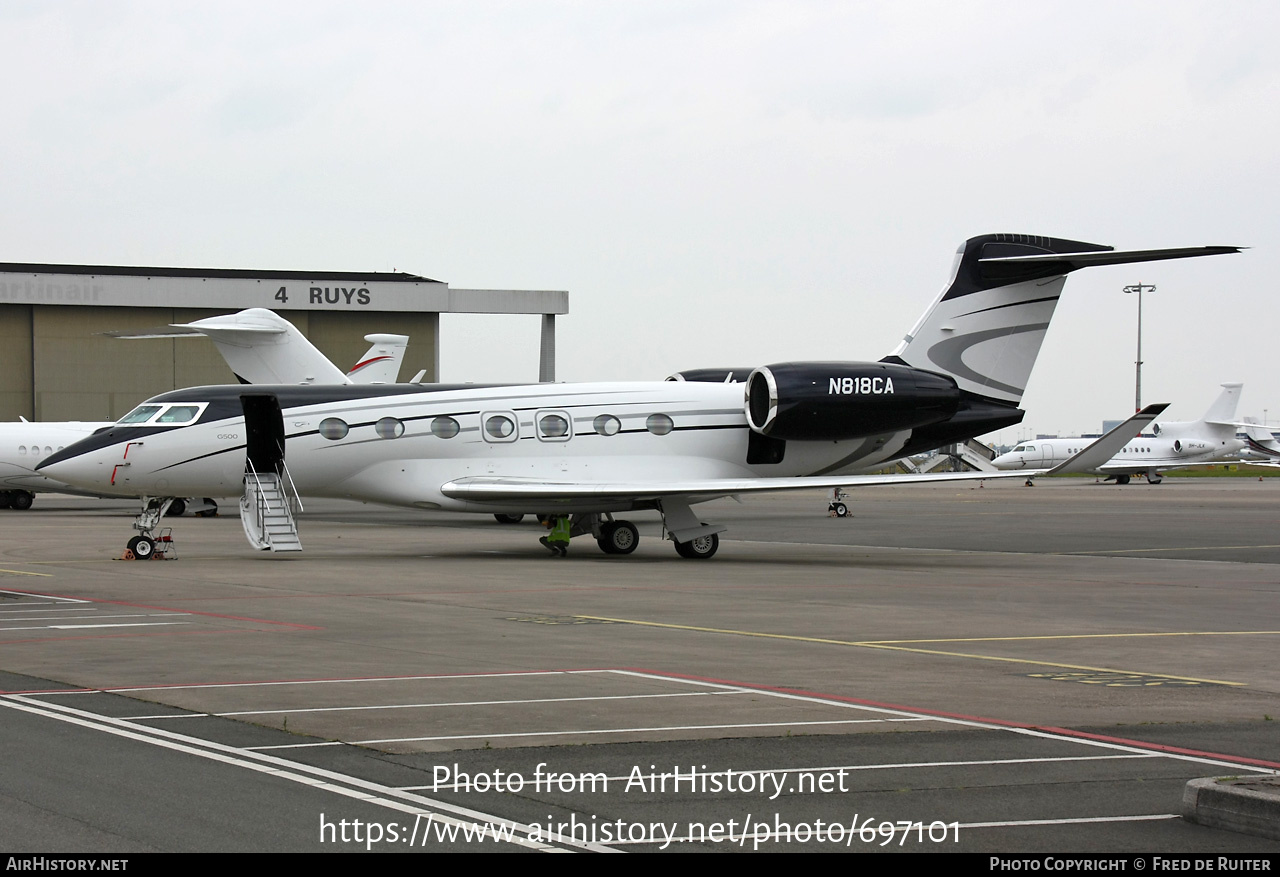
(37, 233), (1239, 559)
(1, 310), (407, 512)
(992, 382), (1248, 484)
(1239, 418), (1280, 466)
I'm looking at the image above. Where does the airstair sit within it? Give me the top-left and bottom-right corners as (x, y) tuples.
(898, 438), (999, 474)
(240, 460), (303, 552)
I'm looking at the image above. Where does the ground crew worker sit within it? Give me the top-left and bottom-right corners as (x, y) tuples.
(540, 515), (571, 557)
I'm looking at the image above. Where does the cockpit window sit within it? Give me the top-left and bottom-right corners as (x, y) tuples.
(156, 405), (201, 424)
(119, 405), (162, 424)
(116, 403), (208, 426)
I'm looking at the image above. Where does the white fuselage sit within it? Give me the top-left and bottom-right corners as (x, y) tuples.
(993, 422), (1242, 475)
(40, 381), (916, 514)
(0, 421), (113, 496)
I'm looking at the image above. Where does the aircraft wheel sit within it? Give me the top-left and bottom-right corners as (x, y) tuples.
(833, 502), (849, 517)
(127, 536), (155, 560)
(195, 500), (218, 518)
(0, 491), (14, 509)
(674, 531), (719, 559)
(166, 498), (186, 517)
(597, 521), (639, 555)
(11, 491), (33, 511)
(494, 514), (525, 524)
(1115, 474), (1131, 485)
(1146, 473), (1163, 485)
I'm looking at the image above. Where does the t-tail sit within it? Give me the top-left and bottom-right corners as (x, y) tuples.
(875, 233), (1241, 454)
(1196, 382), (1243, 427)
(346, 334), (409, 383)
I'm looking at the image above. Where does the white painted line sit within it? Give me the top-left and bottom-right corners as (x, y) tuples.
(354, 717), (928, 745)
(405, 753), (1159, 792)
(49, 623), (189, 631)
(1, 694), (614, 853)
(0, 622), (191, 631)
(0, 613), (190, 623)
(961, 814), (1180, 829)
(613, 670), (1280, 776)
(81, 669), (607, 694)
(0, 589), (87, 601)
(609, 813), (1182, 846)
(214, 690), (738, 718)
(0, 608), (104, 614)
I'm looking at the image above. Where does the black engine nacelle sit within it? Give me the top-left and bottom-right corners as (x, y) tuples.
(745, 362), (961, 441)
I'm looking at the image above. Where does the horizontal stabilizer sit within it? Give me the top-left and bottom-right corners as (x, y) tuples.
(1047, 404), (1170, 475)
(979, 245), (1242, 271)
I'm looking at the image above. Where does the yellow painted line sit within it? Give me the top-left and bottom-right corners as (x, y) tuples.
(576, 616), (1246, 687)
(865, 631), (1280, 645)
(0, 568), (53, 578)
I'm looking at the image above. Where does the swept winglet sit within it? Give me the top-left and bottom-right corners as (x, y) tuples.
(346, 334), (408, 383)
(1047, 404), (1170, 475)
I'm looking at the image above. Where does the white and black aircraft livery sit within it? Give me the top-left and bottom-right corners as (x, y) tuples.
(38, 234), (1239, 560)
(1, 311), (407, 513)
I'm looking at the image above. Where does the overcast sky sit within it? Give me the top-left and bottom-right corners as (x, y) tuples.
(3, 0), (1275, 441)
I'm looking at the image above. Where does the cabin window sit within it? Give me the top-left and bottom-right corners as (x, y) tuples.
(646, 414), (674, 436)
(483, 412), (518, 443)
(431, 416), (460, 439)
(319, 418), (349, 440)
(119, 405), (162, 425)
(18, 446), (25, 455)
(375, 417), (405, 439)
(537, 411), (571, 442)
(593, 414), (621, 436)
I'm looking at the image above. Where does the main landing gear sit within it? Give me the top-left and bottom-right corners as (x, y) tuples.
(547, 500), (727, 559)
(596, 520), (639, 555)
(0, 490), (35, 510)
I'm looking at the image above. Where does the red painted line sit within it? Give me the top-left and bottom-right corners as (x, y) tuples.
(619, 667), (1280, 772)
(348, 355), (392, 372)
(0, 688), (95, 695)
(1030, 726), (1280, 771)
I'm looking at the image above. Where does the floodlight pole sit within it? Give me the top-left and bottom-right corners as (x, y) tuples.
(1123, 283), (1156, 411)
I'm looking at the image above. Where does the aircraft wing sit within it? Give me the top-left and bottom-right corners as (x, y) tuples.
(1044, 404), (1169, 475)
(443, 406), (1172, 504)
(441, 468), (1030, 503)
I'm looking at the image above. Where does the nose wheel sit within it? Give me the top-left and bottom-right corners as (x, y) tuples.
(126, 535), (155, 560)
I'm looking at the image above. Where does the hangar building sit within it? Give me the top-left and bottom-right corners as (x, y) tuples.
(0, 263), (567, 422)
